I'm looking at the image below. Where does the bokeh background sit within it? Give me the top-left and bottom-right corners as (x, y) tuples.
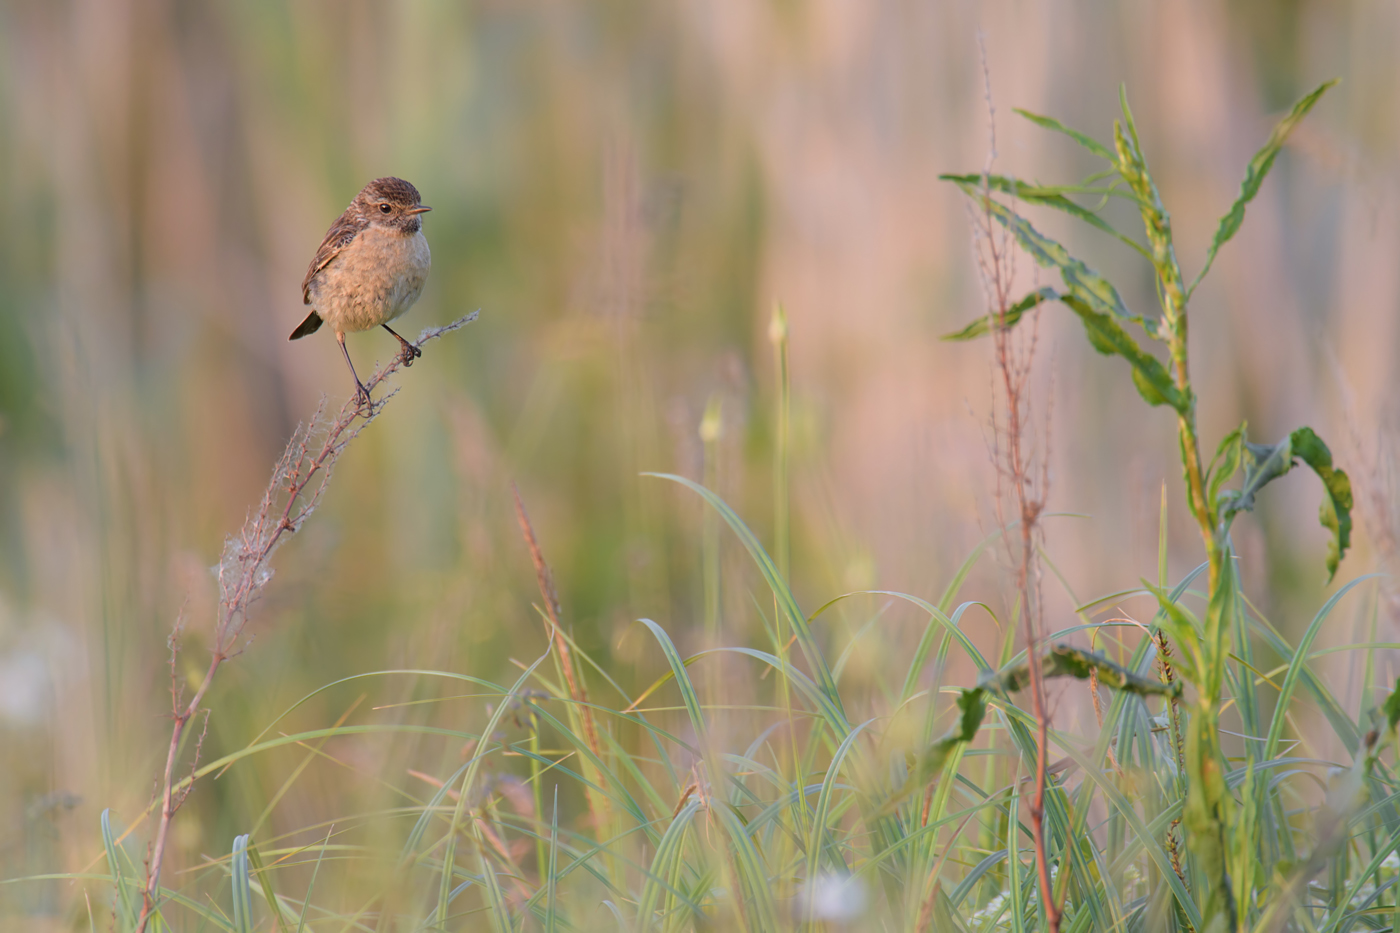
(2, 0), (1398, 925)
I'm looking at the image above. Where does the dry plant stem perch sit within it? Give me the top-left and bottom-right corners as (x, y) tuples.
(135, 312), (478, 933)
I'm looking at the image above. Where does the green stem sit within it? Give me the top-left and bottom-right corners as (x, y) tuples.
(700, 395), (723, 642)
(770, 303), (791, 582)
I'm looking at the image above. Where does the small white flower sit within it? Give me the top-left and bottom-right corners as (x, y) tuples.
(799, 872), (867, 922)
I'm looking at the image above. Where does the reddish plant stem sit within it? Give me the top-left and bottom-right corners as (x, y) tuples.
(975, 140), (1061, 928)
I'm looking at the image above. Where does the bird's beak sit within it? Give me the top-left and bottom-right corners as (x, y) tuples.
(408, 205), (432, 214)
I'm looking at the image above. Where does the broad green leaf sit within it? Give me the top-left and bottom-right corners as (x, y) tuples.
(1189, 80), (1339, 298)
(941, 286), (1057, 341)
(982, 644), (1182, 698)
(939, 173), (1150, 259)
(1289, 426), (1353, 582)
(944, 180), (1142, 326)
(1060, 296), (1185, 412)
(1014, 108), (1116, 161)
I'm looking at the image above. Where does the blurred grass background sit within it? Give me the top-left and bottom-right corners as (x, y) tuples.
(1, 0), (1398, 926)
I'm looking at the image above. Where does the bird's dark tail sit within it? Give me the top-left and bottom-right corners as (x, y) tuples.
(289, 310), (323, 340)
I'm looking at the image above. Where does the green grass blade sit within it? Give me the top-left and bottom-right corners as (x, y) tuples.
(1188, 80), (1338, 298)
(101, 809), (140, 932)
(1263, 575), (1377, 760)
(638, 618), (708, 742)
(1013, 108), (1116, 160)
(943, 179), (1145, 329)
(644, 473), (848, 731)
(546, 786), (560, 933)
(940, 173), (1151, 260)
(803, 718), (874, 916)
(230, 834), (253, 933)
(434, 650), (553, 928)
(637, 799), (701, 933)
(999, 700), (1202, 928)
(712, 800), (780, 930)
(942, 286), (1060, 341)
(476, 846), (512, 933)
(245, 840), (291, 933)
(294, 826), (332, 933)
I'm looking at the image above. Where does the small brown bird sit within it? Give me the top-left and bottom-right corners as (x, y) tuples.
(290, 176), (433, 407)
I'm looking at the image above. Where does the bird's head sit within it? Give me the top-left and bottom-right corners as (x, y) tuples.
(354, 177), (431, 234)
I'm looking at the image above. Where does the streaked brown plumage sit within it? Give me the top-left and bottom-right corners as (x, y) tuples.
(290, 177), (432, 406)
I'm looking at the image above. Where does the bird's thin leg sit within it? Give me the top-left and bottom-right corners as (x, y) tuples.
(383, 324), (422, 366)
(337, 331), (372, 411)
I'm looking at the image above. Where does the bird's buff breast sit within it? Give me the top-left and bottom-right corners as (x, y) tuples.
(309, 227), (431, 333)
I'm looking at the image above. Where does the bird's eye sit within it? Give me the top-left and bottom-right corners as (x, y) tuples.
(378, 203), (392, 214)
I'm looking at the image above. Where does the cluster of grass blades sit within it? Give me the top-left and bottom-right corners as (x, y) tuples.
(74, 470), (1400, 932)
(18, 82), (1400, 931)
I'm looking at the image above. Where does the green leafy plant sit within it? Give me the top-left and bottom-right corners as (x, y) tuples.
(943, 80), (1357, 930)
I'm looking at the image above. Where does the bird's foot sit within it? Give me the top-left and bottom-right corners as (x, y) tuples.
(396, 339), (423, 368)
(354, 381), (373, 415)
(382, 324), (422, 368)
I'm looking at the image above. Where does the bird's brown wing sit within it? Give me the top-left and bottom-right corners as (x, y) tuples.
(301, 211), (370, 304)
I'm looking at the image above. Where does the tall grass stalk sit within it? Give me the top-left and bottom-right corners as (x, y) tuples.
(770, 303), (791, 582)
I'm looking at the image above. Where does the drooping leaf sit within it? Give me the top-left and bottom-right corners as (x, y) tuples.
(939, 172), (1150, 259)
(982, 644), (1182, 698)
(941, 286), (1058, 341)
(1189, 80), (1339, 298)
(1215, 425), (1352, 583)
(1060, 296), (1185, 412)
(945, 180), (1143, 326)
(1289, 426), (1353, 582)
(1014, 107), (1116, 161)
